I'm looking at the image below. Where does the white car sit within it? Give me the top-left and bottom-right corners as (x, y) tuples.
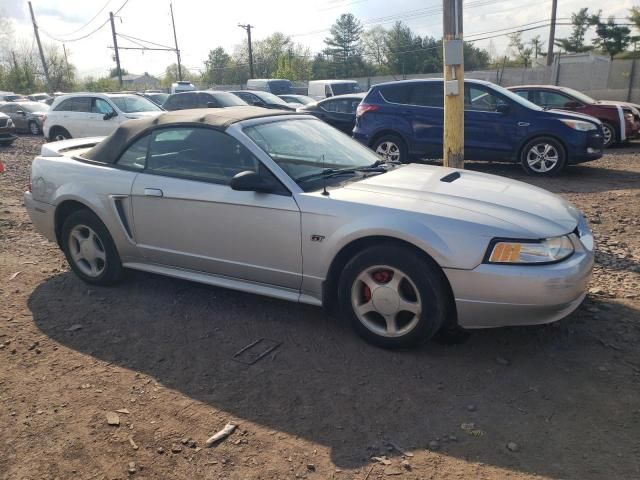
(44, 93), (163, 141)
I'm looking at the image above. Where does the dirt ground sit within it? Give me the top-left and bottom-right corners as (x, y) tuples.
(1, 135), (639, 480)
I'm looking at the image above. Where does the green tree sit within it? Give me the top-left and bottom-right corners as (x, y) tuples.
(385, 22), (422, 75)
(593, 16), (631, 59)
(362, 25), (389, 72)
(555, 8), (600, 53)
(630, 6), (640, 30)
(324, 13), (364, 77)
(160, 63), (199, 88)
(508, 32), (533, 67)
(203, 47), (231, 85)
(109, 67), (128, 78)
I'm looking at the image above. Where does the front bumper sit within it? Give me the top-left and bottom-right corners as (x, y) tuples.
(24, 192), (57, 243)
(0, 127), (17, 144)
(445, 227), (594, 329)
(567, 130), (603, 164)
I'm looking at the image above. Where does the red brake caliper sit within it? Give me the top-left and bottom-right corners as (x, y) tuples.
(363, 269), (393, 302)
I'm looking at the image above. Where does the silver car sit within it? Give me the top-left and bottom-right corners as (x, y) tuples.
(0, 101), (49, 135)
(24, 107), (594, 348)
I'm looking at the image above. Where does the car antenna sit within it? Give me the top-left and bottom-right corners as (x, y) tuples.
(321, 154), (329, 196)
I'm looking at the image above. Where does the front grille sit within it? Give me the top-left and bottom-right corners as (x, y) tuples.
(0, 118), (7, 128)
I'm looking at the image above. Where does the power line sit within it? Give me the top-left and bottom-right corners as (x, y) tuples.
(40, 0), (129, 43)
(44, 0), (112, 38)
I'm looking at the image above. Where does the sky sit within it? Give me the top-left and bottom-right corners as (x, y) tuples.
(0, 0), (637, 78)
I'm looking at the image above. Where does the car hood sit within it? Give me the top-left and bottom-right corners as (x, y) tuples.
(547, 109), (602, 125)
(338, 164), (581, 238)
(123, 111), (162, 119)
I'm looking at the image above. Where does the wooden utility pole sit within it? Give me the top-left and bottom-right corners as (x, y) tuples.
(238, 24), (254, 79)
(28, 1), (52, 92)
(169, 3), (183, 81)
(546, 0), (558, 66)
(109, 12), (123, 89)
(442, 0), (464, 169)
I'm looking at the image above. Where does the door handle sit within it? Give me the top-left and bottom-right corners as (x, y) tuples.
(143, 188), (163, 197)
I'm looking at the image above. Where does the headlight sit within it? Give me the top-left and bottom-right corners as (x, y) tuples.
(486, 236), (574, 264)
(560, 119), (596, 131)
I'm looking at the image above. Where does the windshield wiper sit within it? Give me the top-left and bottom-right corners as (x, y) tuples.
(295, 165), (387, 184)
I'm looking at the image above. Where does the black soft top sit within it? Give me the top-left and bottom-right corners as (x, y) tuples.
(84, 106), (296, 164)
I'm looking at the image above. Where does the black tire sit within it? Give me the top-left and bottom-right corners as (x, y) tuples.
(61, 209), (124, 286)
(371, 134), (408, 164)
(49, 127), (71, 142)
(28, 120), (40, 135)
(519, 136), (566, 176)
(338, 244), (450, 349)
(601, 122), (617, 148)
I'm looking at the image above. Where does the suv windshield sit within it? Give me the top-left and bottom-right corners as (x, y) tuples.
(331, 82), (361, 95)
(244, 118), (381, 191)
(110, 95), (162, 113)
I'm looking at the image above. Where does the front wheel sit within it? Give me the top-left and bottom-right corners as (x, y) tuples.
(601, 122), (616, 148)
(338, 245), (449, 349)
(61, 209), (124, 286)
(49, 127), (71, 142)
(520, 137), (566, 176)
(372, 134), (408, 164)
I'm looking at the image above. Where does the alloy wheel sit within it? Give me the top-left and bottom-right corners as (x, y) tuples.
(68, 224), (107, 278)
(602, 125), (614, 147)
(526, 143), (559, 173)
(375, 141), (401, 162)
(350, 265), (422, 338)
(29, 122), (39, 135)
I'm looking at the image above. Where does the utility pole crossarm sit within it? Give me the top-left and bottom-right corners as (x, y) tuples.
(28, 1), (52, 92)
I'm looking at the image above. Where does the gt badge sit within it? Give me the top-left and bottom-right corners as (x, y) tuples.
(311, 235), (325, 242)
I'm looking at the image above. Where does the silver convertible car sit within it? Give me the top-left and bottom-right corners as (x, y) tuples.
(24, 107), (594, 348)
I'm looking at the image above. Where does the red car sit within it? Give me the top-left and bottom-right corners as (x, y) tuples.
(508, 85), (640, 148)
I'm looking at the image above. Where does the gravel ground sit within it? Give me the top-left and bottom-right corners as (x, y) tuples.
(1, 135), (639, 480)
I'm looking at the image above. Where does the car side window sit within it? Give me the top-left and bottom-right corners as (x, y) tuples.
(513, 90), (530, 101)
(379, 85), (410, 104)
(235, 92), (256, 104)
(409, 83), (443, 107)
(72, 97), (92, 113)
(54, 99), (74, 111)
(145, 127), (260, 185)
(92, 98), (114, 114)
(321, 99), (347, 113)
(534, 91), (573, 108)
(117, 134), (150, 170)
(198, 93), (218, 108)
(464, 86), (506, 112)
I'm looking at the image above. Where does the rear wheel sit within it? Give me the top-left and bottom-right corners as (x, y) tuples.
(601, 122), (616, 148)
(372, 134), (408, 164)
(61, 209), (124, 286)
(338, 245), (449, 349)
(50, 127), (71, 142)
(520, 137), (566, 176)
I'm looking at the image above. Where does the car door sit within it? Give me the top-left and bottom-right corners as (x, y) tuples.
(406, 82), (445, 158)
(1, 104), (23, 129)
(130, 126), (302, 289)
(463, 84), (517, 161)
(315, 98), (356, 133)
(66, 97), (93, 137)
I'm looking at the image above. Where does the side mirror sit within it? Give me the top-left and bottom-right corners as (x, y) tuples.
(206, 102), (219, 108)
(496, 103), (510, 114)
(103, 111), (116, 120)
(230, 171), (276, 193)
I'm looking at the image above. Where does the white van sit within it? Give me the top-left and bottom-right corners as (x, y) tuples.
(170, 81), (196, 94)
(308, 80), (362, 100)
(246, 79), (294, 95)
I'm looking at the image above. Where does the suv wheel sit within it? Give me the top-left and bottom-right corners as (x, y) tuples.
(601, 122), (616, 148)
(372, 134), (407, 163)
(61, 209), (124, 285)
(50, 127), (71, 142)
(520, 137), (566, 176)
(338, 244), (449, 349)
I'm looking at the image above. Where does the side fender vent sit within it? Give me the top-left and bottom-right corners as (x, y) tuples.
(113, 198), (133, 238)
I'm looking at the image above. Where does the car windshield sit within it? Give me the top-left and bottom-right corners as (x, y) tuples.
(331, 83), (361, 95)
(560, 87), (596, 105)
(253, 91), (290, 106)
(110, 95), (162, 113)
(212, 92), (248, 107)
(148, 93), (169, 104)
(489, 83), (543, 111)
(244, 118), (381, 191)
(31, 94), (49, 100)
(292, 95), (314, 105)
(20, 103), (49, 113)
(5, 95), (23, 101)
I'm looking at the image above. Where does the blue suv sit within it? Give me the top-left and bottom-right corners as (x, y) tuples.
(353, 79), (604, 175)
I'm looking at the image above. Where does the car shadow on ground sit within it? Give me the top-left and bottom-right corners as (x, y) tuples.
(29, 271), (640, 479)
(420, 158), (640, 194)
